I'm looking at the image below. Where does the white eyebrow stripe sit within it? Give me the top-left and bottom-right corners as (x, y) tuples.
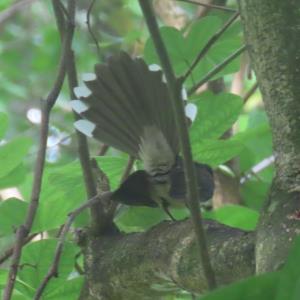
(74, 120), (96, 137)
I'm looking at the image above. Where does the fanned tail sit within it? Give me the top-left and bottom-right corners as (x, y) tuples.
(72, 52), (180, 159)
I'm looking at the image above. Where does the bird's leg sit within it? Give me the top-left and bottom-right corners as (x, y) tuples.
(161, 198), (177, 221)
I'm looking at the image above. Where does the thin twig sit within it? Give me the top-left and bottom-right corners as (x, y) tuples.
(74, 252), (85, 275)
(138, 0), (216, 290)
(0, 0), (37, 27)
(182, 11), (240, 83)
(59, 2), (107, 232)
(33, 191), (113, 300)
(53, 0), (65, 36)
(0, 233), (39, 265)
(243, 81), (259, 103)
(176, 0), (237, 12)
(3, 2), (75, 299)
(66, 52), (99, 202)
(188, 45), (246, 95)
(98, 144), (109, 156)
(91, 158), (111, 193)
(86, 0), (102, 61)
(66, 50), (106, 233)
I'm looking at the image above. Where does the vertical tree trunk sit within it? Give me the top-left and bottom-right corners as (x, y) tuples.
(238, 0), (300, 273)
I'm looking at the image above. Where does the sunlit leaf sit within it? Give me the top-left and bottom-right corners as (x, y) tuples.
(203, 204), (259, 231)
(190, 91), (243, 141)
(0, 163), (27, 189)
(32, 161), (87, 232)
(18, 239), (78, 296)
(0, 268), (8, 288)
(94, 156), (128, 190)
(235, 112), (273, 172)
(42, 277), (84, 300)
(0, 112), (8, 140)
(0, 198), (27, 235)
(193, 139), (244, 167)
(115, 206), (166, 232)
(0, 137), (31, 178)
(144, 16), (241, 85)
(275, 237), (300, 300)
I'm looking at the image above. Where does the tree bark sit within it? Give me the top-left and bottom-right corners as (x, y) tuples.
(82, 220), (254, 299)
(238, 0), (300, 273)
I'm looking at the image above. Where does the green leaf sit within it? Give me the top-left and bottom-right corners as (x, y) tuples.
(0, 235), (15, 263)
(0, 163), (27, 189)
(241, 178), (272, 211)
(0, 269), (8, 289)
(190, 92), (243, 141)
(0, 0), (13, 10)
(94, 156), (128, 190)
(186, 38), (241, 87)
(144, 16), (241, 84)
(185, 17), (222, 58)
(32, 161), (87, 232)
(275, 237), (300, 300)
(200, 272), (280, 300)
(192, 139), (244, 167)
(32, 157), (126, 232)
(203, 204), (259, 231)
(115, 206), (166, 232)
(0, 112), (8, 140)
(0, 137), (31, 178)
(145, 26), (186, 76)
(235, 112), (273, 173)
(18, 239), (78, 297)
(42, 277), (84, 300)
(0, 198), (28, 235)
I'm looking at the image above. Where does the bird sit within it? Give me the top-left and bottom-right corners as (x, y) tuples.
(71, 51), (214, 220)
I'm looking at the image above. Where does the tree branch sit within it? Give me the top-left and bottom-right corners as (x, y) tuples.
(3, 1), (75, 299)
(138, 0), (216, 290)
(66, 50), (105, 232)
(86, 0), (102, 61)
(97, 144), (109, 156)
(238, 0), (300, 274)
(0, 0), (37, 28)
(188, 45), (246, 95)
(54, 0), (109, 233)
(243, 81), (258, 103)
(176, 0), (237, 12)
(84, 220), (255, 299)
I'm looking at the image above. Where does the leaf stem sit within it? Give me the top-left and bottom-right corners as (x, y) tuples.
(188, 45), (246, 95)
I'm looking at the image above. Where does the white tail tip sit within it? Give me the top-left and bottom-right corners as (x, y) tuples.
(74, 120), (96, 137)
(149, 64), (161, 72)
(70, 100), (89, 114)
(82, 73), (96, 81)
(185, 103), (197, 122)
(74, 86), (91, 98)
